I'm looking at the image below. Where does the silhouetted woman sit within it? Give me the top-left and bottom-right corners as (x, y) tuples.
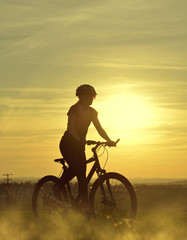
(54, 84), (115, 211)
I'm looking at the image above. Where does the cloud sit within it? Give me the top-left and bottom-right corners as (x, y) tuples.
(129, 80), (187, 110)
(84, 62), (187, 71)
(0, 88), (74, 123)
(0, 0), (186, 91)
(1, 0), (186, 61)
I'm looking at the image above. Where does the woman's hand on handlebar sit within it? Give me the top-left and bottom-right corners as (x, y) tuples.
(107, 139), (120, 147)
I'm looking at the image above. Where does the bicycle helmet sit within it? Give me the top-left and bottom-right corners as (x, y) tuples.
(76, 84), (97, 98)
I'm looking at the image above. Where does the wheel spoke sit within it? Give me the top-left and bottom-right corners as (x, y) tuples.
(90, 173), (137, 221)
(32, 176), (70, 219)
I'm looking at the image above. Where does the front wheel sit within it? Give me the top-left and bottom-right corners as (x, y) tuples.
(32, 175), (69, 219)
(89, 172), (137, 221)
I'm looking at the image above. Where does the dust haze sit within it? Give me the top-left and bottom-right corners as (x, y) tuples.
(0, 183), (186, 240)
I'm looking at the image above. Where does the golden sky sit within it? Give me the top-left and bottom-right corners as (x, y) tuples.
(0, 0), (187, 178)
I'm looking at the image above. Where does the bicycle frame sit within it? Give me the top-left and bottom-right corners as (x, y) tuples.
(66, 142), (108, 203)
(33, 139), (137, 220)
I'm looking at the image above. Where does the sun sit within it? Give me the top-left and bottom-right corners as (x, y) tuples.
(97, 94), (155, 131)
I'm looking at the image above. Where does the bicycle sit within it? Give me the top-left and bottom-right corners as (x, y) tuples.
(32, 140), (137, 222)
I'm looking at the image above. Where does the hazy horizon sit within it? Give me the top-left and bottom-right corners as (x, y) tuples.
(1, 176), (187, 183)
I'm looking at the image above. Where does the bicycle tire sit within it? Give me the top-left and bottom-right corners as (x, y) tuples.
(89, 172), (137, 221)
(32, 175), (68, 219)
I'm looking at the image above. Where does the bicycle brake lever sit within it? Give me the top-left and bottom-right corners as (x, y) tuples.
(116, 139), (120, 144)
(109, 139), (120, 147)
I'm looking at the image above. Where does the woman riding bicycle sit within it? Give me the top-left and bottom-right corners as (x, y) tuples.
(54, 84), (115, 211)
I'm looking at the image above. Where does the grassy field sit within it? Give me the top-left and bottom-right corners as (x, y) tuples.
(0, 184), (186, 240)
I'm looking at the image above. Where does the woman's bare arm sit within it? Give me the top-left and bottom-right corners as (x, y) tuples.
(67, 113), (81, 142)
(92, 116), (112, 142)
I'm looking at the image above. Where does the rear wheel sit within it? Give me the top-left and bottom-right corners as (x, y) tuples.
(32, 175), (69, 219)
(89, 172), (137, 222)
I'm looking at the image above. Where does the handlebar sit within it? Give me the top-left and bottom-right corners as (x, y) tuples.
(86, 139), (120, 147)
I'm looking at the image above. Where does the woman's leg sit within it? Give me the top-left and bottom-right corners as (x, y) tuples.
(58, 148), (88, 208)
(76, 151), (88, 209)
(56, 150), (76, 188)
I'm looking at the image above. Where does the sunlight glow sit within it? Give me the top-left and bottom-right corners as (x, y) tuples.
(98, 94), (156, 131)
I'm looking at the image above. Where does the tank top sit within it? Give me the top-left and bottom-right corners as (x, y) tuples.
(67, 102), (98, 139)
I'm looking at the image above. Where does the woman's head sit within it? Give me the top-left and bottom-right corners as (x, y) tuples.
(76, 84), (97, 106)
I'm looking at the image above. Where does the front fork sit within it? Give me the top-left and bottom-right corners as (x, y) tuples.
(97, 171), (107, 203)
(97, 170), (115, 205)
